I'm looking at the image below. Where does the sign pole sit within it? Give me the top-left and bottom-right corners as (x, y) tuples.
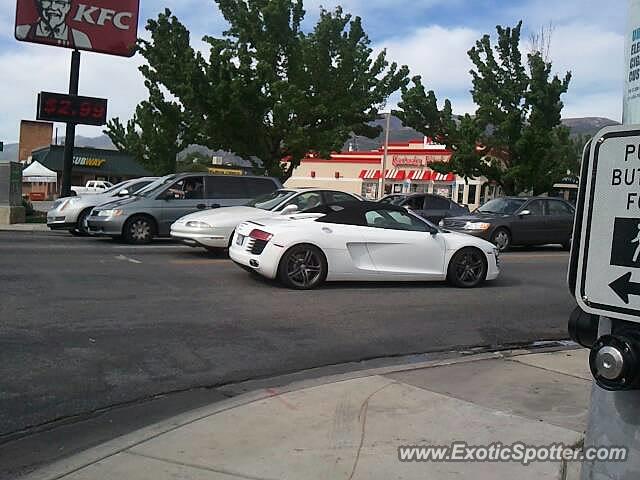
(60, 49), (80, 198)
(580, 1), (640, 478)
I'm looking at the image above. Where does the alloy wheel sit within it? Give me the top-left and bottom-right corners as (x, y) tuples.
(286, 249), (323, 288)
(492, 230), (510, 251)
(130, 219), (151, 242)
(454, 250), (485, 286)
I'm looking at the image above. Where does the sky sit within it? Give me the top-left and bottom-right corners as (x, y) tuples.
(0, 0), (628, 143)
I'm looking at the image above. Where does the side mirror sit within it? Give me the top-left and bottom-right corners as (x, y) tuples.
(281, 204), (299, 215)
(117, 189), (129, 197)
(519, 210), (531, 217)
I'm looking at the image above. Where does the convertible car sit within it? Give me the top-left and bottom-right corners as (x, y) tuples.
(229, 201), (500, 290)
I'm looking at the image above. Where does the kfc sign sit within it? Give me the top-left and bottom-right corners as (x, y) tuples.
(15, 0), (140, 57)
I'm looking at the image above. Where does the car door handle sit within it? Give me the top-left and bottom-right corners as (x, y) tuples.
(197, 204), (207, 210)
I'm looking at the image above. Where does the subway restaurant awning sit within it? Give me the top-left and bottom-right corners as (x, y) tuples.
(30, 145), (151, 177)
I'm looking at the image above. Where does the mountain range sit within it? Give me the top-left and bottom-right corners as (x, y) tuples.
(0, 116), (620, 162)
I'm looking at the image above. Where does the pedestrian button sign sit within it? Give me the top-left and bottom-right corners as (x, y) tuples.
(575, 125), (640, 322)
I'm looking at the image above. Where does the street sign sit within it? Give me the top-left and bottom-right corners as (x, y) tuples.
(14, 0), (140, 57)
(37, 91), (107, 126)
(576, 125), (640, 322)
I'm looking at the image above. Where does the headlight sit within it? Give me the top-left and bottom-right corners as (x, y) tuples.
(185, 221), (211, 229)
(97, 209), (123, 217)
(463, 222), (491, 231)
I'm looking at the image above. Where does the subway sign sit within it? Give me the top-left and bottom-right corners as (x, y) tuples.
(73, 155), (106, 167)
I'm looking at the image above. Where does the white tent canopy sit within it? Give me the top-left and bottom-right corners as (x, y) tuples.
(22, 161), (57, 183)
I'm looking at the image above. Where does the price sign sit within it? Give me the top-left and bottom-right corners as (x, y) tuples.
(37, 92), (107, 126)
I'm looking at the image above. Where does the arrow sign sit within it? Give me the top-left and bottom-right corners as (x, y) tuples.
(609, 272), (640, 304)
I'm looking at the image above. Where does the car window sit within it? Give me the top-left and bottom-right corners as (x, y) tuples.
(246, 190), (295, 209)
(477, 197), (526, 214)
(365, 209), (430, 232)
(245, 178), (278, 197)
(281, 192), (323, 211)
(128, 181), (152, 194)
(325, 191), (356, 204)
(526, 200), (545, 215)
(166, 176), (205, 200)
(205, 176), (248, 199)
(405, 195), (425, 210)
(424, 195), (450, 210)
(546, 200), (574, 216)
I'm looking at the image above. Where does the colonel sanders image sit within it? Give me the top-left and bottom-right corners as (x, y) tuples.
(15, 0), (92, 49)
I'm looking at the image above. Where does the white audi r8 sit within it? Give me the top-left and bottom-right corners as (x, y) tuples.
(170, 188), (360, 251)
(229, 201), (501, 289)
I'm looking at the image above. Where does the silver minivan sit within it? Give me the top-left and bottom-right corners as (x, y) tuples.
(47, 177), (157, 235)
(87, 173), (282, 244)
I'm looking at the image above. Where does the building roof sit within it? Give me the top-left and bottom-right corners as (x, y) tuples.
(31, 145), (151, 177)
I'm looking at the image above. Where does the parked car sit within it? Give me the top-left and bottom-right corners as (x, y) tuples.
(87, 173), (282, 244)
(47, 177), (157, 235)
(171, 188), (360, 252)
(440, 196), (575, 251)
(71, 180), (113, 196)
(229, 201), (500, 289)
(378, 193), (469, 224)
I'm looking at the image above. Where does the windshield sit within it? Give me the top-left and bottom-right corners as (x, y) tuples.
(135, 175), (177, 198)
(477, 197), (527, 215)
(101, 181), (128, 195)
(245, 190), (296, 210)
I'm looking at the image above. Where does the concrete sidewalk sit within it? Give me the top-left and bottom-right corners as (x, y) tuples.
(24, 348), (591, 480)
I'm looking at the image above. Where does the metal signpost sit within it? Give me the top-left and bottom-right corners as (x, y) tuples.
(570, 2), (640, 478)
(14, 0), (140, 196)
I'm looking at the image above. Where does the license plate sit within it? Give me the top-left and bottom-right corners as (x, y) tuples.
(236, 234), (245, 246)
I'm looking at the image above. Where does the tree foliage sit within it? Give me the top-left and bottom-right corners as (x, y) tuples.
(109, 2), (408, 178)
(105, 82), (193, 176)
(397, 21), (573, 195)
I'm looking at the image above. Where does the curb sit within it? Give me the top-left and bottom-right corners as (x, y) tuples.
(0, 224), (49, 232)
(23, 343), (581, 480)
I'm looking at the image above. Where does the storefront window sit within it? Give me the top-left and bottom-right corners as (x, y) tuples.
(467, 184), (477, 205)
(433, 183), (453, 199)
(479, 184), (487, 206)
(361, 182), (379, 200)
(457, 185), (465, 204)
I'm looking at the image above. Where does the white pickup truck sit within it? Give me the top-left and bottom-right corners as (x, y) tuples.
(71, 180), (113, 196)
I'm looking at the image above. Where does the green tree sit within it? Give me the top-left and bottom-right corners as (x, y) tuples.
(105, 83), (193, 175)
(123, 2), (408, 179)
(397, 21), (573, 195)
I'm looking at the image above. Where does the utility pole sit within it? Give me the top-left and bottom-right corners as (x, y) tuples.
(60, 50), (80, 198)
(379, 111), (391, 200)
(578, 2), (640, 478)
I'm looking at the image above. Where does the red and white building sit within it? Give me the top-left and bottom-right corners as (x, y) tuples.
(285, 138), (500, 210)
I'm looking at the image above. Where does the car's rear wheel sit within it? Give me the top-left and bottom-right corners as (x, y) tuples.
(490, 228), (511, 252)
(447, 247), (488, 288)
(278, 244), (327, 290)
(123, 216), (155, 244)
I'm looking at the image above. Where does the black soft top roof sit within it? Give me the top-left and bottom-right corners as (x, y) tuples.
(305, 201), (408, 225)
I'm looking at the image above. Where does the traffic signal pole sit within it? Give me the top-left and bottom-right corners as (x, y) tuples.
(60, 50), (80, 198)
(579, 2), (640, 478)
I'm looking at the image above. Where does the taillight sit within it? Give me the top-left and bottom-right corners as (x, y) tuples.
(249, 229), (273, 242)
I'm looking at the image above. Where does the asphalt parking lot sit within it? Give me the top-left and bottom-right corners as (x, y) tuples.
(0, 230), (576, 477)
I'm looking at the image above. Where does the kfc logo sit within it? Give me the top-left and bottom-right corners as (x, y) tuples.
(15, 0), (139, 57)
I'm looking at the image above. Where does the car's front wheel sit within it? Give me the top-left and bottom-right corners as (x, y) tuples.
(447, 247), (488, 288)
(70, 208), (92, 236)
(123, 216), (155, 244)
(278, 244), (328, 290)
(490, 228), (511, 252)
